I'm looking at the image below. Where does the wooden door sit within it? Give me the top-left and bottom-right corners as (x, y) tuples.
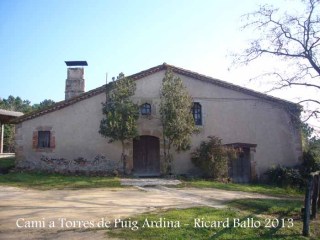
(133, 136), (160, 176)
(229, 147), (251, 183)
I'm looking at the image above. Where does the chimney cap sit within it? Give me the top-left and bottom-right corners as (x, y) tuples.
(65, 61), (88, 66)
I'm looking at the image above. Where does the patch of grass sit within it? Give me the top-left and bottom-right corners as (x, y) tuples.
(107, 199), (318, 240)
(175, 179), (303, 197)
(0, 172), (122, 190)
(228, 199), (303, 217)
(0, 157), (15, 169)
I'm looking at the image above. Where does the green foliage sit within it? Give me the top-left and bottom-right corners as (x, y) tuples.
(160, 69), (197, 173)
(266, 127), (319, 188)
(228, 198), (303, 217)
(175, 179), (303, 197)
(32, 99), (55, 111)
(191, 136), (235, 180)
(99, 73), (139, 173)
(99, 73), (139, 143)
(0, 95), (33, 113)
(0, 157), (15, 174)
(300, 122), (314, 151)
(0, 96), (55, 152)
(0, 172), (122, 189)
(300, 145), (320, 178)
(299, 122), (320, 176)
(108, 200), (314, 240)
(3, 125), (15, 152)
(265, 165), (304, 189)
(0, 96), (56, 114)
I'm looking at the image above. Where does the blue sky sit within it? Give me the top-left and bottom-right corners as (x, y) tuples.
(2, 0), (317, 121)
(1, 0), (272, 103)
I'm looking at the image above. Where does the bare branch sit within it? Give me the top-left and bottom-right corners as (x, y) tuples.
(304, 0), (315, 47)
(310, 36), (320, 49)
(298, 99), (320, 105)
(232, 0), (320, 122)
(287, 82), (320, 89)
(260, 49), (305, 58)
(303, 110), (320, 122)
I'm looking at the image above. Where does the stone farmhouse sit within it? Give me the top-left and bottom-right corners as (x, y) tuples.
(13, 62), (302, 182)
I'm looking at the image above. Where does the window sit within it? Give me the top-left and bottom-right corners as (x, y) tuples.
(38, 131), (51, 148)
(33, 127), (55, 151)
(192, 102), (202, 125)
(140, 103), (151, 115)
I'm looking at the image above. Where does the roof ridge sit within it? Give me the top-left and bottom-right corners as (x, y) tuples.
(12, 63), (300, 124)
(166, 64), (299, 107)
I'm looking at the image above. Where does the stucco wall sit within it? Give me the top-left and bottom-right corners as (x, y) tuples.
(15, 93), (124, 174)
(173, 73), (302, 176)
(15, 70), (302, 178)
(133, 71), (301, 177)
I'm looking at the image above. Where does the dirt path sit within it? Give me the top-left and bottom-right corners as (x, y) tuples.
(0, 183), (277, 239)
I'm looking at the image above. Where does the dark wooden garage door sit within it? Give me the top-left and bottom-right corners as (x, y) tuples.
(133, 136), (160, 176)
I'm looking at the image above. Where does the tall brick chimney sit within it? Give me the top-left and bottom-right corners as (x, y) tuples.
(65, 61), (88, 100)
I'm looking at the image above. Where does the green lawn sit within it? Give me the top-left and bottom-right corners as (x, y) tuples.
(0, 170), (304, 196)
(0, 157), (122, 189)
(0, 157), (304, 197)
(107, 198), (319, 240)
(175, 179), (304, 197)
(0, 172), (122, 190)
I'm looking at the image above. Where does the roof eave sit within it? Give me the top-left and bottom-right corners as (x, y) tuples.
(12, 63), (301, 123)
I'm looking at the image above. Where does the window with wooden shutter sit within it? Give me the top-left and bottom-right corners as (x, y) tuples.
(37, 131), (51, 148)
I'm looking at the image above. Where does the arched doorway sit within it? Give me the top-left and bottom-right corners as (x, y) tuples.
(133, 136), (160, 176)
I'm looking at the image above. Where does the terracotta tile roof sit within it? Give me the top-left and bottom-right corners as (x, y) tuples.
(12, 63), (301, 124)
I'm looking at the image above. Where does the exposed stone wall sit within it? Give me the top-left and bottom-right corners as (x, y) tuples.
(17, 153), (121, 175)
(65, 68), (85, 100)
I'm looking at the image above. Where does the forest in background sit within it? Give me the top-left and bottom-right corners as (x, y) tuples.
(0, 96), (55, 152)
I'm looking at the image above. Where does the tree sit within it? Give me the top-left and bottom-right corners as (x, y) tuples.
(0, 95), (33, 113)
(300, 123), (320, 175)
(160, 69), (197, 174)
(233, 0), (320, 123)
(99, 73), (139, 174)
(301, 122), (315, 150)
(0, 96), (55, 152)
(32, 99), (55, 111)
(1, 96), (33, 152)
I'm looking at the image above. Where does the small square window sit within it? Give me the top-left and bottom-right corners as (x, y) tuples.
(38, 131), (51, 148)
(140, 103), (151, 115)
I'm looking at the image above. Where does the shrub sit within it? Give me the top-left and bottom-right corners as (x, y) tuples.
(265, 165), (304, 188)
(191, 136), (235, 180)
(300, 145), (320, 178)
(0, 157), (15, 174)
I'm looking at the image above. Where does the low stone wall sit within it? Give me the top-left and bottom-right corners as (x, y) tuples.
(16, 154), (122, 176)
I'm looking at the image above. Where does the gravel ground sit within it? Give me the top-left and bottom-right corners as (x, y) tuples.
(0, 179), (277, 239)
